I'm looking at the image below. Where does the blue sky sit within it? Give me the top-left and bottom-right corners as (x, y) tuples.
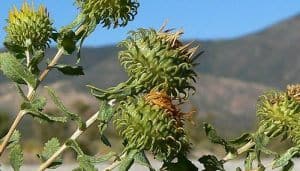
(1, 0), (300, 47)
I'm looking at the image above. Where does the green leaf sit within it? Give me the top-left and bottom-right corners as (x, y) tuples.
(57, 30), (77, 55)
(28, 50), (44, 75)
(66, 139), (84, 155)
(228, 133), (252, 146)
(98, 101), (114, 146)
(119, 150), (138, 171)
(77, 155), (97, 171)
(0, 52), (37, 87)
(198, 155), (225, 171)
(203, 122), (236, 154)
(45, 86), (85, 129)
(273, 146), (300, 169)
(254, 133), (276, 155)
(162, 155), (198, 171)
(7, 130), (21, 149)
(52, 64), (84, 76)
(21, 96), (46, 112)
(9, 144), (23, 171)
(100, 135), (111, 147)
(37, 138), (62, 169)
(24, 109), (67, 123)
(134, 151), (155, 171)
(89, 152), (116, 163)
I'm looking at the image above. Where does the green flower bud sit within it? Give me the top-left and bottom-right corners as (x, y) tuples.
(115, 91), (190, 161)
(118, 28), (198, 98)
(5, 2), (53, 50)
(77, 0), (139, 28)
(257, 91), (300, 144)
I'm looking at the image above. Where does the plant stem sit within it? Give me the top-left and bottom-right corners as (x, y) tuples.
(38, 111), (99, 171)
(223, 141), (255, 161)
(0, 25), (86, 157)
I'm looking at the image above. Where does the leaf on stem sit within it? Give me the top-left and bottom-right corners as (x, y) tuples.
(198, 155), (225, 171)
(45, 86), (85, 129)
(0, 52), (37, 87)
(52, 64), (84, 76)
(9, 144), (23, 171)
(8, 130), (23, 171)
(37, 138), (62, 169)
(56, 30), (77, 55)
(272, 146), (300, 169)
(98, 101), (114, 146)
(162, 155), (198, 171)
(203, 123), (236, 154)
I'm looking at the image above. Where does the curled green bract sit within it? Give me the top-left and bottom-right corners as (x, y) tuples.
(5, 2), (53, 50)
(77, 0), (139, 28)
(257, 91), (300, 145)
(114, 94), (190, 161)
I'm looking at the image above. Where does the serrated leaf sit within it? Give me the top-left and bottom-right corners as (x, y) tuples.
(9, 144), (23, 171)
(45, 86), (85, 129)
(25, 109), (67, 123)
(0, 52), (37, 87)
(134, 151), (155, 171)
(37, 138), (62, 169)
(162, 155), (197, 171)
(21, 96), (46, 111)
(203, 122), (236, 154)
(53, 64), (84, 76)
(7, 130), (21, 149)
(273, 146), (300, 169)
(77, 155), (97, 171)
(198, 155), (225, 171)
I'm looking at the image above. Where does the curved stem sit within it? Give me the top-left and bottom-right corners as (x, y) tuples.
(38, 111), (99, 171)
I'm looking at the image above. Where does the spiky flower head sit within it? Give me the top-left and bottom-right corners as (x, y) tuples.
(287, 84), (300, 103)
(118, 28), (198, 99)
(115, 91), (190, 161)
(76, 0), (139, 28)
(5, 2), (53, 50)
(257, 90), (300, 145)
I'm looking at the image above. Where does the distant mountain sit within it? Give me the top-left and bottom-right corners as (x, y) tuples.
(0, 14), (299, 135)
(198, 14), (300, 88)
